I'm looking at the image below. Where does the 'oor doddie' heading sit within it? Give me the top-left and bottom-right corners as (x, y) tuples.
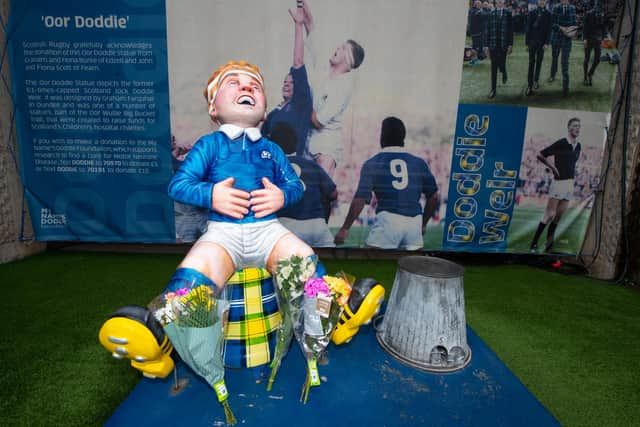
(42, 15), (129, 29)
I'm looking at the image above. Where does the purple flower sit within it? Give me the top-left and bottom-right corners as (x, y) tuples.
(176, 287), (189, 296)
(304, 278), (330, 298)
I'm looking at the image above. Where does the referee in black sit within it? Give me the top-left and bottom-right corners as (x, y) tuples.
(529, 117), (582, 252)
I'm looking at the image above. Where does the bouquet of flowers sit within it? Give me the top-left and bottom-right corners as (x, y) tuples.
(295, 272), (353, 403)
(267, 255), (317, 391)
(149, 280), (236, 425)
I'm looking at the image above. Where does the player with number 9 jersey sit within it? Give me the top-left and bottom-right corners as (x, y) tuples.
(335, 117), (439, 250)
(354, 149), (436, 217)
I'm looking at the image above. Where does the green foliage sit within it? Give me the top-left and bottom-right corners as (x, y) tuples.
(1, 252), (639, 426)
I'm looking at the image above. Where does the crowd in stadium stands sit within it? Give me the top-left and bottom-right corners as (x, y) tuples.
(468, 0), (620, 37)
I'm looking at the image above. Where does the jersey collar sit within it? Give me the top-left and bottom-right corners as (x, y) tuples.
(381, 146), (408, 153)
(219, 124), (262, 142)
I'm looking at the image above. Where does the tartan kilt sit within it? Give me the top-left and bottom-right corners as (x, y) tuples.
(223, 267), (281, 368)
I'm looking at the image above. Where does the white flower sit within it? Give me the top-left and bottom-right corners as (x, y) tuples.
(171, 298), (184, 315)
(154, 306), (174, 325)
(297, 258), (315, 279)
(279, 265), (293, 281)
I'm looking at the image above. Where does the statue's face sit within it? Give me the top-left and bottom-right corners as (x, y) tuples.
(210, 73), (267, 127)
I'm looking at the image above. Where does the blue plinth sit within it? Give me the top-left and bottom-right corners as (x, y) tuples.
(105, 326), (560, 426)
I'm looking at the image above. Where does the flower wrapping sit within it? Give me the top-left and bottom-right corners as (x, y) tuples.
(267, 255), (317, 391)
(296, 272), (353, 403)
(149, 280), (236, 424)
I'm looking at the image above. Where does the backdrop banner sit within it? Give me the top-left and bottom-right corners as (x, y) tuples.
(443, 104), (527, 253)
(8, 0), (614, 255)
(456, 0), (614, 255)
(8, 0), (174, 242)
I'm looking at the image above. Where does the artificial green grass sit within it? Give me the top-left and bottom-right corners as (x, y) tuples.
(1, 251), (178, 426)
(464, 265), (640, 427)
(1, 251), (639, 426)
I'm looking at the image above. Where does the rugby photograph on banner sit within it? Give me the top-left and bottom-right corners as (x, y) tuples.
(166, 0), (468, 249)
(510, 107), (608, 255)
(460, 0), (620, 110)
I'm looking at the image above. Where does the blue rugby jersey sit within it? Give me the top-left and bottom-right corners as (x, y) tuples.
(168, 130), (303, 224)
(354, 147), (437, 217)
(261, 65), (312, 156)
(278, 155), (336, 220)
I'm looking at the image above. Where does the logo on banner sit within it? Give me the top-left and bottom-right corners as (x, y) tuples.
(40, 208), (67, 228)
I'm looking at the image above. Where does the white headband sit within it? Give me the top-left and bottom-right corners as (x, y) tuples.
(207, 69), (264, 113)
(344, 43), (355, 70)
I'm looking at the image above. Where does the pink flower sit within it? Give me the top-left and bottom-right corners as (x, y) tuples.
(176, 287), (189, 296)
(304, 277), (330, 298)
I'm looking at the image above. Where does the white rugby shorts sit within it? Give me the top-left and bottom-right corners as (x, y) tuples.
(278, 217), (335, 248)
(548, 179), (574, 200)
(197, 219), (291, 269)
(365, 211), (423, 250)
